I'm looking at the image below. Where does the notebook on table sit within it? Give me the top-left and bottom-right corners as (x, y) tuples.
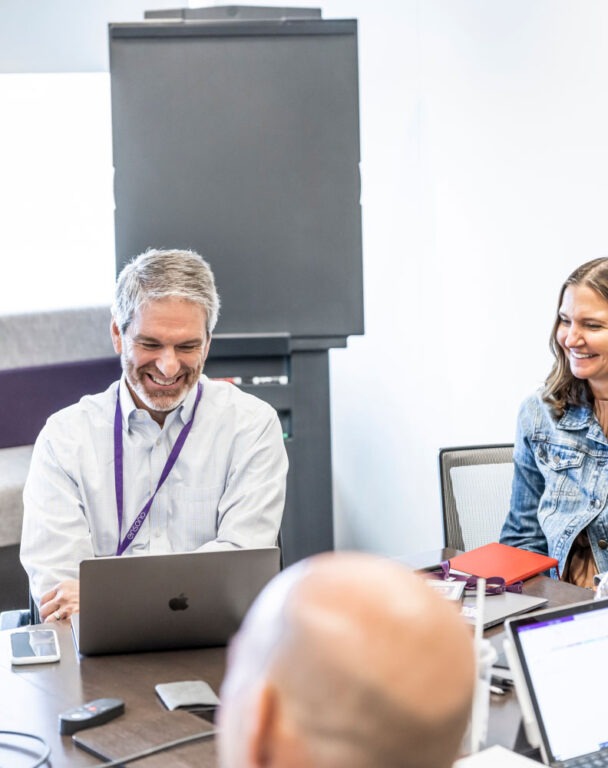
(505, 597), (608, 767)
(449, 543), (558, 585)
(71, 547), (280, 656)
(73, 709), (216, 767)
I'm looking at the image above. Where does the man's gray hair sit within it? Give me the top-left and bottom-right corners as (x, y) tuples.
(112, 248), (221, 335)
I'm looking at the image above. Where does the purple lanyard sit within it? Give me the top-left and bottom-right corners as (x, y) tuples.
(113, 381), (203, 556)
(431, 560), (524, 595)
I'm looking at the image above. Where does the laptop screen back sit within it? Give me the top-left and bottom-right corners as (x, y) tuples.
(73, 547), (281, 656)
(508, 598), (608, 763)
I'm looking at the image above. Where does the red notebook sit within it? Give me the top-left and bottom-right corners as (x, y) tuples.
(448, 542), (558, 585)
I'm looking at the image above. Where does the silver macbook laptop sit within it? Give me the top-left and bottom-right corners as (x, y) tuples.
(71, 547), (280, 656)
(505, 597), (608, 767)
(462, 590), (548, 629)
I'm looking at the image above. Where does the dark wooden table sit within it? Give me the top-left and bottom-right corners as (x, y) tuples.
(0, 622), (225, 767)
(0, 553), (594, 766)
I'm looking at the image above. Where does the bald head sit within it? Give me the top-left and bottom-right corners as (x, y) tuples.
(219, 553), (476, 768)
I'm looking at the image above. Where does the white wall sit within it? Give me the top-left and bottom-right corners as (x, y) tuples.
(5, 1), (608, 558)
(326, 0), (608, 556)
(0, 73), (115, 313)
(0, 0), (172, 71)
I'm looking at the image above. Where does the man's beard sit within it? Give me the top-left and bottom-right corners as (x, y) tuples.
(122, 354), (201, 414)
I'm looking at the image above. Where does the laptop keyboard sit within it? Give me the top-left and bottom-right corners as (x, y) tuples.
(556, 752), (608, 767)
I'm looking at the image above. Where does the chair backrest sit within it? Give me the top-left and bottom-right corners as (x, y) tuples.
(438, 444), (514, 551)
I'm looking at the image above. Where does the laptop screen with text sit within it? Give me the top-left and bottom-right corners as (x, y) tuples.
(508, 598), (608, 764)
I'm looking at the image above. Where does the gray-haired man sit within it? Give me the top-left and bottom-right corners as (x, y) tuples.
(21, 249), (288, 622)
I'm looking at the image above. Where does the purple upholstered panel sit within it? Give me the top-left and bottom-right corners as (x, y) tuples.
(0, 357), (122, 449)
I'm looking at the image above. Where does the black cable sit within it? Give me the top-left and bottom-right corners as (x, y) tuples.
(89, 728), (217, 767)
(0, 730), (51, 767)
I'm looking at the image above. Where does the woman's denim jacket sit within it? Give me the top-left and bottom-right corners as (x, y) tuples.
(500, 391), (608, 578)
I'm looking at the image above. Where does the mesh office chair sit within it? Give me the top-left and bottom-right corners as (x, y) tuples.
(438, 444), (514, 551)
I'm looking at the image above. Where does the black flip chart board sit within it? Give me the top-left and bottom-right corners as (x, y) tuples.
(109, 18), (363, 338)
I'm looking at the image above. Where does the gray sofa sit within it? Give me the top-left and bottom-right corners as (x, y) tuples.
(0, 306), (118, 611)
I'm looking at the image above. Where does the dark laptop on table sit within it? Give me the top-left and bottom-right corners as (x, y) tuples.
(505, 597), (608, 767)
(71, 547), (280, 656)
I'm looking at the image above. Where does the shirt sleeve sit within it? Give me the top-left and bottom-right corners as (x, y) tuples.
(198, 403), (288, 552)
(20, 425), (95, 604)
(499, 398), (549, 556)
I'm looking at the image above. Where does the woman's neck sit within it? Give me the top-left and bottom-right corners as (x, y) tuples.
(594, 398), (608, 436)
(590, 382), (608, 402)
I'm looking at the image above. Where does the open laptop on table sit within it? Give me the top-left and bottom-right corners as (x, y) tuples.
(505, 596), (608, 767)
(71, 547), (280, 656)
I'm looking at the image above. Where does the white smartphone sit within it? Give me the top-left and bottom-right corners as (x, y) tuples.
(10, 628), (61, 665)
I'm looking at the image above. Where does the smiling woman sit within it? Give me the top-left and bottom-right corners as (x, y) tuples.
(555, 284), (608, 403)
(500, 258), (608, 587)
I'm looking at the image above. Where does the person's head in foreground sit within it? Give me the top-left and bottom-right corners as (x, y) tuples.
(219, 551), (476, 768)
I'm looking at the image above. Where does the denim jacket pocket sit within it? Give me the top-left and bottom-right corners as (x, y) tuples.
(534, 442), (585, 503)
(535, 442), (584, 470)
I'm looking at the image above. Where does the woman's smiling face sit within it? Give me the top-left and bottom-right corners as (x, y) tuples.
(557, 283), (608, 396)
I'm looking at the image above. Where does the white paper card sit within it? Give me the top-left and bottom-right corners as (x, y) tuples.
(454, 745), (539, 766)
(155, 680), (220, 710)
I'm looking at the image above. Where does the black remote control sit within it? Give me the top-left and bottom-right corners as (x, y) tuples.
(59, 697), (125, 735)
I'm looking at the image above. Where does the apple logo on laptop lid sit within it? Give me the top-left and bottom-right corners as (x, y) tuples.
(168, 593), (189, 611)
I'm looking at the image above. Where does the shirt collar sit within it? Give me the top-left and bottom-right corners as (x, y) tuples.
(118, 375), (203, 429)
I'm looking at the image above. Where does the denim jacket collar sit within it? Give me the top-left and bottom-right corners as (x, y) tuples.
(558, 404), (594, 430)
(558, 404), (608, 446)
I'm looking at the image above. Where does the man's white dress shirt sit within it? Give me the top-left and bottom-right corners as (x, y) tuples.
(21, 375), (288, 602)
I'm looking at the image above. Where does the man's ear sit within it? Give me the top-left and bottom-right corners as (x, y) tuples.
(248, 684), (280, 767)
(110, 318), (122, 355)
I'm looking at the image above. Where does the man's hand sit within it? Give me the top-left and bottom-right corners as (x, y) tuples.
(40, 579), (80, 622)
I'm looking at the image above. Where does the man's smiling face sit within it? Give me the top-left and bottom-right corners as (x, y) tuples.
(111, 296), (210, 423)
